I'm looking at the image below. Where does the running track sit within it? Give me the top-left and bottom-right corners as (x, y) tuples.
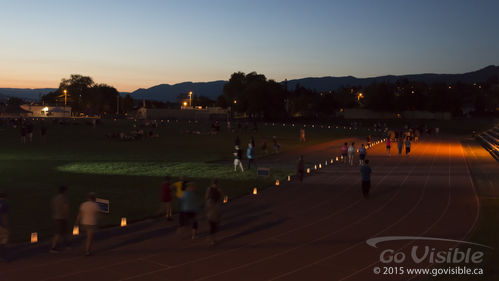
(0, 137), (480, 281)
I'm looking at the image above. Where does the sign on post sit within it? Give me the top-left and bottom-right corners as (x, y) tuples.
(96, 198), (110, 214)
(257, 167), (270, 176)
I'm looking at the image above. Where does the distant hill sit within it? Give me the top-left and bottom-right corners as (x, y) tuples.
(2, 65), (497, 102)
(128, 65), (499, 102)
(284, 65), (499, 92)
(0, 93), (9, 103)
(0, 88), (56, 101)
(130, 81), (226, 102)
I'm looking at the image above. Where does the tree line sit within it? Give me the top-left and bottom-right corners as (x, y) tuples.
(42, 74), (134, 116)
(218, 72), (499, 119)
(34, 72), (499, 119)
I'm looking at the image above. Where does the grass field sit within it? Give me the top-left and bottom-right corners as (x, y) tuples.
(0, 118), (371, 243)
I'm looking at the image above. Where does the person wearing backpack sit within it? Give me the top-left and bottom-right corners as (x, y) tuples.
(205, 179), (223, 246)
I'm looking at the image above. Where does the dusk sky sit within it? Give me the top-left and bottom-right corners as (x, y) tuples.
(1, 0), (498, 92)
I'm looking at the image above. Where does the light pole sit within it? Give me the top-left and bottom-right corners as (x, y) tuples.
(188, 91), (192, 107)
(63, 89), (67, 106)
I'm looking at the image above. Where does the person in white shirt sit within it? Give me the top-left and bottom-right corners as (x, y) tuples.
(348, 142), (356, 166)
(75, 193), (99, 256)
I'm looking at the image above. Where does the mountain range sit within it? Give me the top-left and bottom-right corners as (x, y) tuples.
(1, 65), (498, 102)
(0, 88), (55, 102)
(128, 65), (499, 102)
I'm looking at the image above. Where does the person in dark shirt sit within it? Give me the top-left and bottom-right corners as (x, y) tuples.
(205, 179), (223, 246)
(360, 160), (372, 199)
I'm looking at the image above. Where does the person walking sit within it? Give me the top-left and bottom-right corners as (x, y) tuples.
(297, 155), (305, 182)
(50, 186), (70, 253)
(161, 176), (173, 221)
(405, 137), (412, 157)
(341, 142), (348, 163)
(247, 143), (255, 169)
(360, 160), (372, 199)
(359, 144), (367, 165)
(386, 138), (391, 156)
(299, 128), (306, 143)
(205, 179), (223, 246)
(397, 136), (404, 155)
(172, 176), (187, 199)
(233, 145), (244, 172)
(0, 191), (9, 262)
(179, 183), (199, 240)
(75, 193), (99, 256)
(348, 142), (356, 166)
(272, 136), (280, 154)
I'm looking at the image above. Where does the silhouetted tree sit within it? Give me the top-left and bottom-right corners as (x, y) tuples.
(221, 72), (286, 120)
(121, 94), (135, 113)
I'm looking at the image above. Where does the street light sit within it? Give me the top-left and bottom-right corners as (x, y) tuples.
(63, 89), (68, 106)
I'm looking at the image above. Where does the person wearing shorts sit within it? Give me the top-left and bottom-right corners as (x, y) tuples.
(75, 193), (99, 256)
(405, 138), (411, 156)
(359, 144), (367, 165)
(348, 142), (356, 166)
(233, 145), (244, 172)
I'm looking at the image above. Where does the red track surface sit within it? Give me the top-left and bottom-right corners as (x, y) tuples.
(0, 138), (480, 281)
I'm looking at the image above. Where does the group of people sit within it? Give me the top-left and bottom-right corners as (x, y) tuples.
(232, 136), (281, 172)
(15, 119), (47, 144)
(159, 176), (225, 245)
(0, 176), (226, 262)
(385, 135), (413, 157)
(340, 142), (368, 166)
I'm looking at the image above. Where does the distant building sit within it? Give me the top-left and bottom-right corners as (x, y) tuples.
(137, 106), (227, 120)
(20, 105), (72, 118)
